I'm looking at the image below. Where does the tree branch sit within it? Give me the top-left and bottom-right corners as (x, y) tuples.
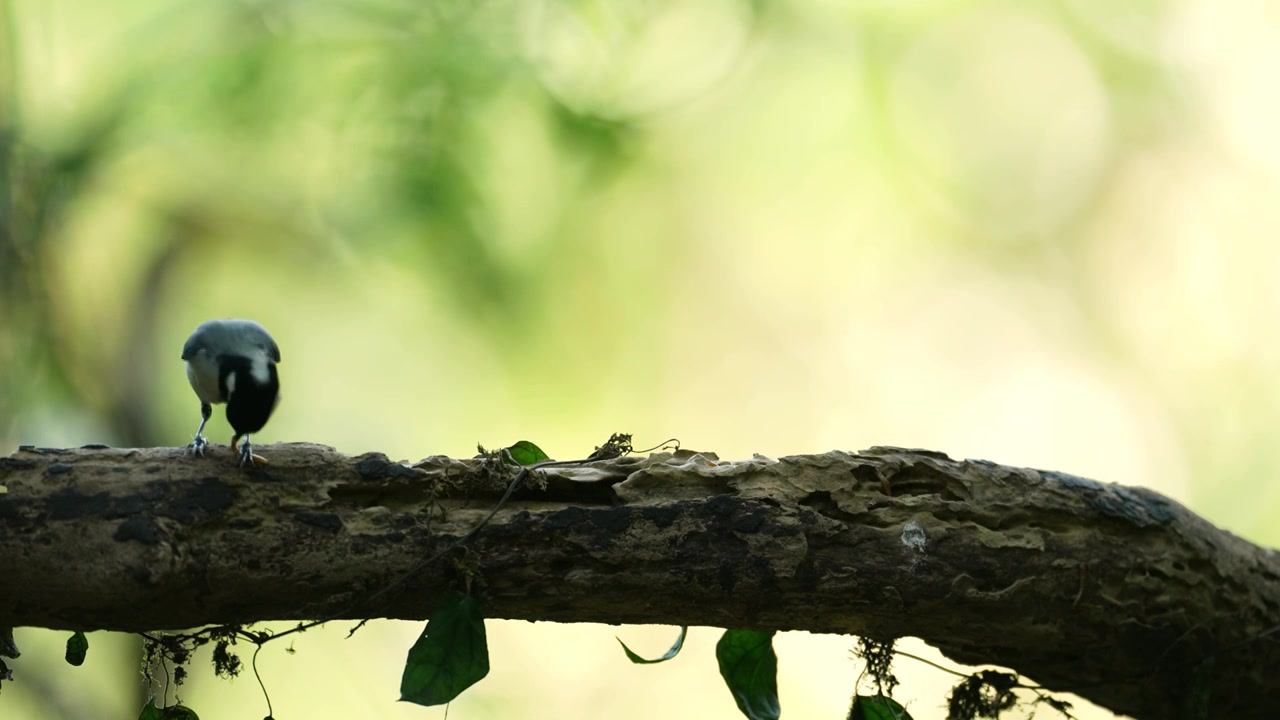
(1, 443), (1276, 718)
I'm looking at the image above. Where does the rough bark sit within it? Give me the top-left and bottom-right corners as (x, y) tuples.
(0, 443), (1276, 718)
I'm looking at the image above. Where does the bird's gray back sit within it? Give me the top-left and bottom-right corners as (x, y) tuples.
(182, 319), (281, 362)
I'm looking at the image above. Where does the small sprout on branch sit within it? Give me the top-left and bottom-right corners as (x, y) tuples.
(503, 440), (550, 466)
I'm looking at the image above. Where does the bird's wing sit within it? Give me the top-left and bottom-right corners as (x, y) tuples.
(264, 334), (281, 363)
(237, 321), (280, 363)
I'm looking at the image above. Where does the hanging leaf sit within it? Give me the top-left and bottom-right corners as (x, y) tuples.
(848, 694), (912, 720)
(138, 697), (200, 719)
(618, 626), (688, 664)
(138, 698), (162, 720)
(716, 630), (780, 720)
(65, 631), (88, 666)
(399, 592), (490, 706)
(0, 626), (17, 658)
(505, 441), (550, 466)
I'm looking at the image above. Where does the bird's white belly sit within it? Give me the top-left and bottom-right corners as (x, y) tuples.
(186, 354), (225, 404)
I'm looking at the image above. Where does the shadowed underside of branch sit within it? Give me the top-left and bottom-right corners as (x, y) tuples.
(1, 443), (1277, 718)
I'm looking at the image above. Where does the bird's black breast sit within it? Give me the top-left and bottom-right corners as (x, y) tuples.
(220, 356), (280, 435)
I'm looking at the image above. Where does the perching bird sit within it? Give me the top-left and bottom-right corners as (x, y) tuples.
(181, 319), (281, 467)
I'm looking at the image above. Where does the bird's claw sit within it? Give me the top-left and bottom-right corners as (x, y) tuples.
(237, 440), (269, 468)
(187, 435), (209, 457)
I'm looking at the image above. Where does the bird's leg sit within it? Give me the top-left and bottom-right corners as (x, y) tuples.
(237, 435), (253, 467)
(233, 433), (269, 467)
(187, 403), (212, 456)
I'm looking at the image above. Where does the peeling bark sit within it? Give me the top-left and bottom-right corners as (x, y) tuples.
(0, 443), (1276, 718)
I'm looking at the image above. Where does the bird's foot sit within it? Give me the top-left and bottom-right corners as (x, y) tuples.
(237, 439), (269, 468)
(187, 435), (209, 457)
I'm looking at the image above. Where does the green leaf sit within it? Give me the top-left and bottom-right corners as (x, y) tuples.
(65, 631), (88, 666)
(399, 592), (490, 706)
(617, 626), (687, 664)
(138, 697), (200, 720)
(716, 630), (780, 720)
(138, 698), (161, 720)
(849, 694), (912, 720)
(505, 441), (549, 466)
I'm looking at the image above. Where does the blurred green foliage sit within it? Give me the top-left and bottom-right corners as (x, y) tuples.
(1, 0), (659, 444)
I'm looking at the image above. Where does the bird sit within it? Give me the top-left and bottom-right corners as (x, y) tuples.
(181, 319), (281, 467)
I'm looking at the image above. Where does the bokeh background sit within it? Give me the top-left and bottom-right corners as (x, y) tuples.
(2, 0), (1277, 718)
